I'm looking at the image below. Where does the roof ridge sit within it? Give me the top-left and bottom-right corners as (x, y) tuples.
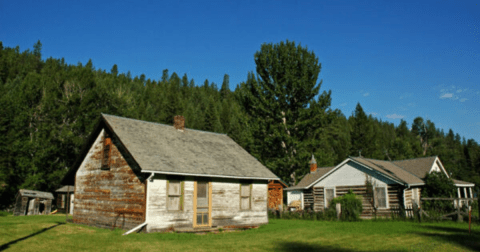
(351, 157), (408, 184)
(386, 159), (425, 181)
(355, 156), (425, 180)
(101, 113), (228, 136)
(391, 156), (437, 162)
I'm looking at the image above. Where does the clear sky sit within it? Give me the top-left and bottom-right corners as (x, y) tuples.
(1, 0), (479, 142)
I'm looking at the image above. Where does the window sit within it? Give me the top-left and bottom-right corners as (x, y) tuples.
(240, 184), (251, 210)
(101, 133), (112, 170)
(375, 187), (387, 208)
(60, 194), (65, 208)
(167, 180), (184, 211)
(324, 188), (335, 209)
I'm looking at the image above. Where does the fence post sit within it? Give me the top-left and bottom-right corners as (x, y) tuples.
(456, 198), (463, 223)
(336, 203), (341, 220)
(469, 205), (472, 234)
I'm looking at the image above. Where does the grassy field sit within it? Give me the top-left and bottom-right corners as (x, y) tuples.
(1, 213), (479, 252)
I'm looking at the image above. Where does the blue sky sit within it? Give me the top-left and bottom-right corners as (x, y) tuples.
(1, 0), (479, 142)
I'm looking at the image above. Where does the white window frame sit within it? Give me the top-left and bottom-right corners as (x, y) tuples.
(374, 186), (389, 209)
(324, 187), (336, 209)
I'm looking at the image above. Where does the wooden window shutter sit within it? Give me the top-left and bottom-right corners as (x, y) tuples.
(101, 133), (112, 170)
(167, 180), (184, 211)
(240, 183), (252, 210)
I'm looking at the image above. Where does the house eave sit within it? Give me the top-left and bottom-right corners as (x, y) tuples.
(141, 170), (278, 181)
(407, 183), (425, 187)
(455, 183), (475, 187)
(284, 187), (307, 191)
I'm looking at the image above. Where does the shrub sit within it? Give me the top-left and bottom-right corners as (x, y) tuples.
(331, 189), (363, 221)
(421, 172), (456, 213)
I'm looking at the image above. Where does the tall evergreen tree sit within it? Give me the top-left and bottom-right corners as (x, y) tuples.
(349, 103), (374, 157)
(242, 40), (331, 182)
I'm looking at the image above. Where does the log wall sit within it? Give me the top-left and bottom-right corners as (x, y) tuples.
(74, 129), (146, 230)
(311, 185), (404, 218)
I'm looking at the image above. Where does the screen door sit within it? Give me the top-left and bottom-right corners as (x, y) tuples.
(195, 181), (210, 226)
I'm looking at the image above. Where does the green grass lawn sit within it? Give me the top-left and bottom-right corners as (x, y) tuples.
(1, 214), (479, 251)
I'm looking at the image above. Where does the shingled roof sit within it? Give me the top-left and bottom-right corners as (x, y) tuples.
(56, 185), (75, 193)
(62, 114), (278, 184)
(285, 167), (335, 190)
(351, 157), (425, 185)
(392, 156), (437, 179)
(287, 156), (427, 190)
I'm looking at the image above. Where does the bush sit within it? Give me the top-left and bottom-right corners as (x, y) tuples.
(331, 190), (363, 221)
(0, 210), (12, 217)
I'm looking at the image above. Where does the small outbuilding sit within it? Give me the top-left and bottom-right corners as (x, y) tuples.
(268, 180), (287, 210)
(56, 185), (75, 214)
(14, 189), (54, 216)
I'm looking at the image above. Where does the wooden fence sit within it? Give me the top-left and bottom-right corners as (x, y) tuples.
(419, 197), (478, 222)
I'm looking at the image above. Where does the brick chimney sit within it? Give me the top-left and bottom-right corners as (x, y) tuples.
(173, 115), (185, 131)
(310, 154), (317, 173)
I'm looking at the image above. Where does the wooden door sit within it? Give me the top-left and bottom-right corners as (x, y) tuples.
(193, 181), (212, 227)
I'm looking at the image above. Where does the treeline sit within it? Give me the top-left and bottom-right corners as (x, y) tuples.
(0, 41), (478, 208)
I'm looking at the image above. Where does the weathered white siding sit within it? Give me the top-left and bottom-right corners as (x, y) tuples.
(313, 162), (396, 187)
(146, 177), (268, 232)
(287, 190), (303, 208)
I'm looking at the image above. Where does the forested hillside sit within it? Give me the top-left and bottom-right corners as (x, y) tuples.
(0, 41), (478, 209)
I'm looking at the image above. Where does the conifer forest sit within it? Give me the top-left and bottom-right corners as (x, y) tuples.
(0, 40), (479, 209)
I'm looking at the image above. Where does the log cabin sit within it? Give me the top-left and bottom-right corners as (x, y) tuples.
(61, 114), (279, 232)
(286, 155), (475, 218)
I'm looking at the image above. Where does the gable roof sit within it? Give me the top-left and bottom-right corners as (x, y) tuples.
(18, 189), (54, 200)
(392, 156), (437, 179)
(62, 114), (278, 184)
(285, 167), (335, 190)
(351, 157), (425, 186)
(56, 185), (75, 193)
(286, 156), (428, 191)
(452, 179), (475, 187)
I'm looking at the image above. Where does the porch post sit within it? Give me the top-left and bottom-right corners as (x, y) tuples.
(469, 187), (473, 198)
(464, 188), (468, 199)
(457, 188), (461, 198)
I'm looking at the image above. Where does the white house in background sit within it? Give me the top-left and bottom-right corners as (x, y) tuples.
(286, 155), (475, 217)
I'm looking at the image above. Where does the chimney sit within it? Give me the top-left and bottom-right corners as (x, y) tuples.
(173, 115), (185, 131)
(310, 154), (317, 173)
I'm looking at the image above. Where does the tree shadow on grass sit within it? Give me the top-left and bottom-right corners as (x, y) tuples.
(0, 222), (64, 251)
(276, 241), (401, 252)
(414, 225), (480, 251)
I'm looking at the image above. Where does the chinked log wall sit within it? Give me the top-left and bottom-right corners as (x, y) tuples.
(309, 185), (403, 217)
(74, 129), (146, 230)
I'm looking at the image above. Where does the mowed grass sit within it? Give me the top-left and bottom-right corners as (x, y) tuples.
(1, 214), (479, 252)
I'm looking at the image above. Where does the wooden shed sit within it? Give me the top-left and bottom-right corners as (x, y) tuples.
(55, 185), (74, 214)
(61, 114), (280, 232)
(14, 189), (54, 216)
(268, 180), (287, 210)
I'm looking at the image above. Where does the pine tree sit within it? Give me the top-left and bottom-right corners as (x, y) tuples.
(242, 40), (331, 182)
